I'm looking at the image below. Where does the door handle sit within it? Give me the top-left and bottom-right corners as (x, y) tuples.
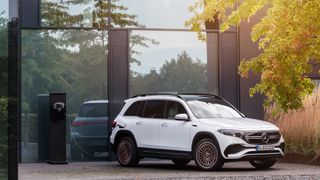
(161, 123), (168, 127)
(136, 121), (142, 126)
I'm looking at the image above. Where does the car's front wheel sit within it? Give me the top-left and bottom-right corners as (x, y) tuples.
(249, 159), (277, 169)
(116, 137), (140, 167)
(194, 138), (224, 171)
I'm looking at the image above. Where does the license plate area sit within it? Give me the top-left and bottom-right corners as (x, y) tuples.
(256, 145), (275, 151)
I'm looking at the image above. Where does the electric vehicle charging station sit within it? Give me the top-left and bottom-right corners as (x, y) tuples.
(38, 93), (67, 164)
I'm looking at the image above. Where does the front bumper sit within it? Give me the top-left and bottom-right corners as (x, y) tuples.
(215, 132), (285, 160)
(224, 142), (285, 161)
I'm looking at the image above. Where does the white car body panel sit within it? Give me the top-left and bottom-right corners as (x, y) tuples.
(110, 94), (285, 161)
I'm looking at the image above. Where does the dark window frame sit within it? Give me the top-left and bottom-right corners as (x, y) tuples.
(163, 100), (188, 120)
(140, 100), (166, 119)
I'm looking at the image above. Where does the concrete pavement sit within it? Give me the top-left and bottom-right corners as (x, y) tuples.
(19, 160), (320, 180)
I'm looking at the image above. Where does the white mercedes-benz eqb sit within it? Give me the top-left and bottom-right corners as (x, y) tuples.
(110, 93), (284, 171)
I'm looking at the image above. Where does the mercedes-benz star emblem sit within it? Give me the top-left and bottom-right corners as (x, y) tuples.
(261, 132), (270, 144)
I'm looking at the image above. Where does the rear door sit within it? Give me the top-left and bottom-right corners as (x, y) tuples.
(128, 100), (165, 149)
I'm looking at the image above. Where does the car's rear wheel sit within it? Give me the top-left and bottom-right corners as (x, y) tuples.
(116, 137), (140, 167)
(194, 138), (224, 171)
(249, 159), (277, 169)
(171, 159), (191, 166)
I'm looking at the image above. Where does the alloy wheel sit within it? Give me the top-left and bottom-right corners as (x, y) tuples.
(196, 141), (218, 169)
(117, 139), (133, 165)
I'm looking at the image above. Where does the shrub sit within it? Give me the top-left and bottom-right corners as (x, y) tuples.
(0, 97), (8, 167)
(265, 88), (320, 156)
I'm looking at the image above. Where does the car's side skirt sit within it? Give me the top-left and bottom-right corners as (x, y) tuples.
(137, 148), (193, 160)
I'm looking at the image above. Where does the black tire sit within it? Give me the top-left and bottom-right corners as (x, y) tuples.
(70, 141), (82, 161)
(171, 159), (191, 166)
(249, 159), (277, 169)
(194, 138), (224, 171)
(116, 136), (140, 167)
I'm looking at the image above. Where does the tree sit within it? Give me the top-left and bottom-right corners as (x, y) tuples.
(159, 51), (207, 93)
(22, 0), (157, 113)
(0, 11), (7, 97)
(0, 11), (8, 168)
(130, 51), (207, 96)
(186, 0), (320, 112)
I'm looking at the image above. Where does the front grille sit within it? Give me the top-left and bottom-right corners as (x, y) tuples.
(244, 131), (281, 145)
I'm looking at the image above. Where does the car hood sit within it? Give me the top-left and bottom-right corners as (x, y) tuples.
(198, 117), (278, 131)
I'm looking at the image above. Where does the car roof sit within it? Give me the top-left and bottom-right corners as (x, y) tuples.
(83, 100), (109, 104)
(129, 93), (223, 102)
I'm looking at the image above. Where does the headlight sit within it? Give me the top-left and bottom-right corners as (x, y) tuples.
(218, 129), (244, 139)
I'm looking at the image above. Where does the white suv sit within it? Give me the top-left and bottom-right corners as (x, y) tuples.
(110, 93), (285, 171)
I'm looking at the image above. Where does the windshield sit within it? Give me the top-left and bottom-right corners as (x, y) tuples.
(79, 103), (108, 117)
(186, 98), (242, 119)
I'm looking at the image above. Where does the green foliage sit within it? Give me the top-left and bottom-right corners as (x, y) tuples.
(23, 1), (156, 114)
(22, 29), (108, 113)
(186, 0), (320, 112)
(0, 10), (8, 169)
(0, 97), (8, 168)
(130, 51), (208, 96)
(0, 11), (8, 97)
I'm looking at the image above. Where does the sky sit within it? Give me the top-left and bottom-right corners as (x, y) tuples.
(0, 0), (8, 18)
(34, 1), (210, 74)
(130, 31), (207, 74)
(42, 0), (208, 74)
(118, 0), (194, 28)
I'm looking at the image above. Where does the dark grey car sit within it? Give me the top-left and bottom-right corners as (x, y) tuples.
(70, 100), (109, 160)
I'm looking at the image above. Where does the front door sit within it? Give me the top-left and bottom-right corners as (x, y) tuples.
(159, 101), (191, 151)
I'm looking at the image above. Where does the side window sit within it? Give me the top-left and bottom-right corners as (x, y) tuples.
(165, 101), (187, 120)
(124, 101), (141, 116)
(137, 101), (146, 117)
(142, 100), (165, 118)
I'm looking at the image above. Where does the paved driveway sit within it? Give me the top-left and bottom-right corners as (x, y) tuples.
(19, 160), (320, 180)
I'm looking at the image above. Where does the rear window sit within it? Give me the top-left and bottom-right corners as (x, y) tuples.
(124, 101), (142, 116)
(79, 103), (108, 117)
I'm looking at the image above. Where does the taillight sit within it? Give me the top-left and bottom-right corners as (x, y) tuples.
(112, 120), (117, 128)
(71, 121), (80, 127)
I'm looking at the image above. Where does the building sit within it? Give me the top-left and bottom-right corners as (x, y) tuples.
(1, 0), (319, 178)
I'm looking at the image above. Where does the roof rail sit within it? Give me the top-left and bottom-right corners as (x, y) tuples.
(131, 92), (225, 101)
(179, 93), (223, 100)
(131, 92), (183, 99)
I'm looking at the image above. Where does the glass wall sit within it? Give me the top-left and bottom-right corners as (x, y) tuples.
(41, 0), (110, 27)
(23, 0), (221, 163)
(113, 0), (194, 28)
(0, 0), (8, 178)
(21, 29), (108, 162)
(129, 31), (218, 96)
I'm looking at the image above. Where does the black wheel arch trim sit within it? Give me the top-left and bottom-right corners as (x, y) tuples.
(192, 131), (221, 152)
(111, 130), (137, 152)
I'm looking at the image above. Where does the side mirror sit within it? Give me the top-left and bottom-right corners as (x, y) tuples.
(175, 113), (189, 121)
